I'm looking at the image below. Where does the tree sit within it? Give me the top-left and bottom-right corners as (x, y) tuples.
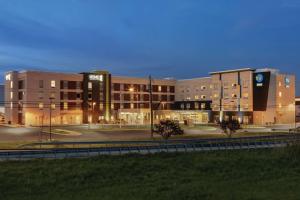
(153, 120), (184, 140)
(220, 119), (241, 138)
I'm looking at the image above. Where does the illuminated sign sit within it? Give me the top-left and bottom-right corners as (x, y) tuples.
(285, 77), (290, 87)
(89, 74), (103, 81)
(5, 74), (11, 81)
(255, 74), (264, 87)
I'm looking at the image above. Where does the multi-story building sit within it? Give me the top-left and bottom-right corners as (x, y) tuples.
(0, 84), (4, 122)
(210, 68), (295, 124)
(0, 84), (4, 113)
(4, 68), (295, 126)
(296, 97), (300, 123)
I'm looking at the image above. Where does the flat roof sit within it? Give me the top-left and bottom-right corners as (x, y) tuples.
(210, 68), (255, 75)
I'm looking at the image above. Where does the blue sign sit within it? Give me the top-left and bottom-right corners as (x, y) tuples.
(285, 77), (290, 86)
(256, 74), (264, 83)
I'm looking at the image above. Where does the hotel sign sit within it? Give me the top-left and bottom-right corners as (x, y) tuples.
(255, 74), (264, 87)
(89, 74), (103, 81)
(285, 77), (290, 88)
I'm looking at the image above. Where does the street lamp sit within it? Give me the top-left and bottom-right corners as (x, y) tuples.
(49, 97), (55, 141)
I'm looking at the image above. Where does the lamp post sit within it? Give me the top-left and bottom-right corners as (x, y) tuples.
(149, 75), (154, 139)
(49, 97), (55, 141)
(129, 86), (141, 127)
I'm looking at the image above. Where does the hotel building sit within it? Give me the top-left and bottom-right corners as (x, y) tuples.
(4, 68), (295, 126)
(296, 97), (300, 122)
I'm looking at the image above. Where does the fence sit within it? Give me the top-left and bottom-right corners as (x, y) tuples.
(1, 133), (300, 160)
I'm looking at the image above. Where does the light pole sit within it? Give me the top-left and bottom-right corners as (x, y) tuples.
(49, 97), (55, 141)
(149, 75), (154, 139)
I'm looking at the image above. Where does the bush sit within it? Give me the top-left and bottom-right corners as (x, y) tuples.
(153, 120), (184, 140)
(220, 119), (241, 138)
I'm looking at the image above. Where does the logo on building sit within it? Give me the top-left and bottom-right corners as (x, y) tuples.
(255, 74), (264, 87)
(285, 77), (290, 88)
(89, 74), (103, 81)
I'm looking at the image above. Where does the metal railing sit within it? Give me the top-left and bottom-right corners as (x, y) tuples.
(0, 134), (300, 160)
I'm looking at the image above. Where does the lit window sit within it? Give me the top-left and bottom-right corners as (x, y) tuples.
(186, 103), (190, 109)
(279, 92), (282, 97)
(38, 103), (44, 110)
(279, 103), (282, 108)
(186, 97), (191, 100)
(100, 103), (104, 110)
(5, 74), (11, 81)
(64, 102), (68, 110)
(279, 82), (282, 87)
(88, 82), (92, 89)
(51, 80), (56, 88)
(158, 86), (161, 92)
(130, 103), (134, 109)
(10, 92), (13, 99)
(195, 102), (199, 109)
(201, 103), (206, 109)
(180, 103), (184, 109)
(51, 103), (56, 110)
(244, 93), (249, 98)
(214, 94), (218, 98)
(194, 95), (199, 100)
(10, 102), (13, 109)
(10, 81), (13, 89)
(111, 104), (114, 109)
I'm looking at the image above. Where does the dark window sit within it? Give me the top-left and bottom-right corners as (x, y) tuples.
(68, 92), (77, 100)
(18, 80), (24, 89)
(76, 93), (81, 99)
(18, 92), (24, 100)
(133, 94), (140, 101)
(169, 95), (175, 101)
(113, 83), (120, 91)
(39, 80), (44, 88)
(124, 84), (130, 91)
(114, 93), (120, 100)
(68, 81), (77, 90)
(133, 84), (140, 92)
(124, 94), (130, 101)
(143, 103), (150, 109)
(169, 86), (175, 93)
(142, 85), (148, 92)
(161, 86), (168, 93)
(88, 93), (92, 99)
(68, 102), (77, 110)
(143, 94), (149, 101)
(114, 103), (120, 110)
(123, 103), (130, 109)
(152, 85), (158, 92)
(161, 95), (168, 101)
(153, 95), (159, 101)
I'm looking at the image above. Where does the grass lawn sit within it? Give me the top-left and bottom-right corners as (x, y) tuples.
(1, 146), (300, 200)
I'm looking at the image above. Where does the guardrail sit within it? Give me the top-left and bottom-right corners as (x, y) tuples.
(0, 133), (299, 160)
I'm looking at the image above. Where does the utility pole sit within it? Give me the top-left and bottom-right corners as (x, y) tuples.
(49, 97), (54, 141)
(149, 75), (154, 139)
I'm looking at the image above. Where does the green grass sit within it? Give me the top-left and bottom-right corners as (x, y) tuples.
(1, 146), (300, 200)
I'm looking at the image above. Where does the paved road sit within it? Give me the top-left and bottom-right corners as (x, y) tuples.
(0, 125), (221, 143)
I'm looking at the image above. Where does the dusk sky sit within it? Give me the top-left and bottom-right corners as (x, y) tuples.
(0, 0), (300, 93)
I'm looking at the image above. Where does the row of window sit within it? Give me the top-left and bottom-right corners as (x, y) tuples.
(113, 83), (175, 93)
(112, 94), (175, 102)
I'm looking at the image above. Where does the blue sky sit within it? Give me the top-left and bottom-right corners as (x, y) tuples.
(0, 0), (300, 93)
